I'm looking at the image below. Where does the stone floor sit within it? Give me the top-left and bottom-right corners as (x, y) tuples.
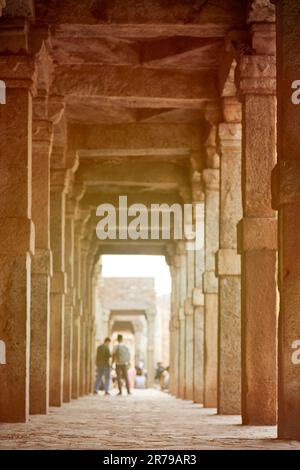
(0, 389), (299, 450)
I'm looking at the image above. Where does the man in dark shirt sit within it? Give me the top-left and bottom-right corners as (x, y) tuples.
(94, 337), (111, 395)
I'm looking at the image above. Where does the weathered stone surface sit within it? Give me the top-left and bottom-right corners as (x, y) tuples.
(216, 249), (241, 276)
(277, 0), (300, 440)
(203, 271), (218, 294)
(218, 276), (241, 414)
(239, 217), (277, 251)
(2, 390), (299, 450)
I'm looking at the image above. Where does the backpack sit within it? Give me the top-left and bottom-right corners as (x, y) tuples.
(115, 344), (130, 364)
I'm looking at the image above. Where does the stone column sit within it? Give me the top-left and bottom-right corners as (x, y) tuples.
(79, 239), (89, 395)
(184, 242), (195, 401)
(276, 0), (300, 440)
(0, 55), (35, 422)
(202, 132), (220, 408)
(168, 262), (179, 396)
(30, 95), (53, 415)
(63, 198), (76, 403)
(216, 101), (242, 414)
(72, 223), (82, 399)
(177, 242), (187, 399)
(236, 11), (277, 424)
(49, 167), (68, 406)
(147, 311), (156, 387)
(192, 196), (205, 404)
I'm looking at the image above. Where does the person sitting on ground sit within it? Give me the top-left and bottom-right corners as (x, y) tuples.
(135, 367), (146, 389)
(94, 337), (111, 396)
(112, 334), (131, 395)
(155, 361), (165, 390)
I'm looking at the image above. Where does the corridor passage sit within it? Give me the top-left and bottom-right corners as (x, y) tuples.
(0, 390), (299, 450)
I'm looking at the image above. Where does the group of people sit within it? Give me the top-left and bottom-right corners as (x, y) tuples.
(95, 334), (131, 396)
(94, 335), (170, 395)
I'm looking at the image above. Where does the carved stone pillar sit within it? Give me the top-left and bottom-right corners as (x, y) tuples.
(192, 196), (205, 404)
(49, 167), (68, 406)
(203, 131), (220, 408)
(276, 0), (300, 440)
(169, 261), (179, 396)
(147, 310), (156, 387)
(30, 94), (54, 415)
(184, 241), (195, 401)
(177, 242), (187, 399)
(236, 10), (277, 424)
(0, 55), (35, 422)
(63, 198), (76, 403)
(72, 224), (82, 399)
(216, 101), (242, 414)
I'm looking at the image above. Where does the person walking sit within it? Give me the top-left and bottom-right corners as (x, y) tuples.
(112, 334), (131, 395)
(94, 337), (111, 395)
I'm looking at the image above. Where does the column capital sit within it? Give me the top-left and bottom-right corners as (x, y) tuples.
(0, 54), (37, 93)
(202, 168), (219, 191)
(32, 118), (53, 145)
(50, 168), (69, 193)
(47, 95), (65, 125)
(236, 55), (276, 96)
(247, 0), (275, 24)
(218, 123), (242, 154)
(222, 96), (242, 124)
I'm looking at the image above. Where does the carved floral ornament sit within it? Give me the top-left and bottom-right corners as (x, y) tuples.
(247, 0), (275, 23)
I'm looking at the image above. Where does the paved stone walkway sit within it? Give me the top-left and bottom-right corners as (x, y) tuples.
(0, 389), (299, 450)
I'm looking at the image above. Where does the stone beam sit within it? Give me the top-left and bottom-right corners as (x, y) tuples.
(79, 192), (183, 210)
(50, 65), (217, 102)
(53, 23), (232, 40)
(76, 162), (189, 188)
(69, 123), (202, 152)
(78, 148), (191, 161)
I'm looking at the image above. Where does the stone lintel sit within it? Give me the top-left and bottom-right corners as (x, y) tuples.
(31, 248), (53, 276)
(237, 55), (276, 95)
(203, 271), (218, 294)
(184, 298), (194, 316)
(192, 287), (204, 307)
(272, 160), (300, 208)
(216, 248), (241, 276)
(0, 217), (34, 255)
(202, 168), (219, 192)
(51, 271), (67, 295)
(238, 217), (277, 252)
